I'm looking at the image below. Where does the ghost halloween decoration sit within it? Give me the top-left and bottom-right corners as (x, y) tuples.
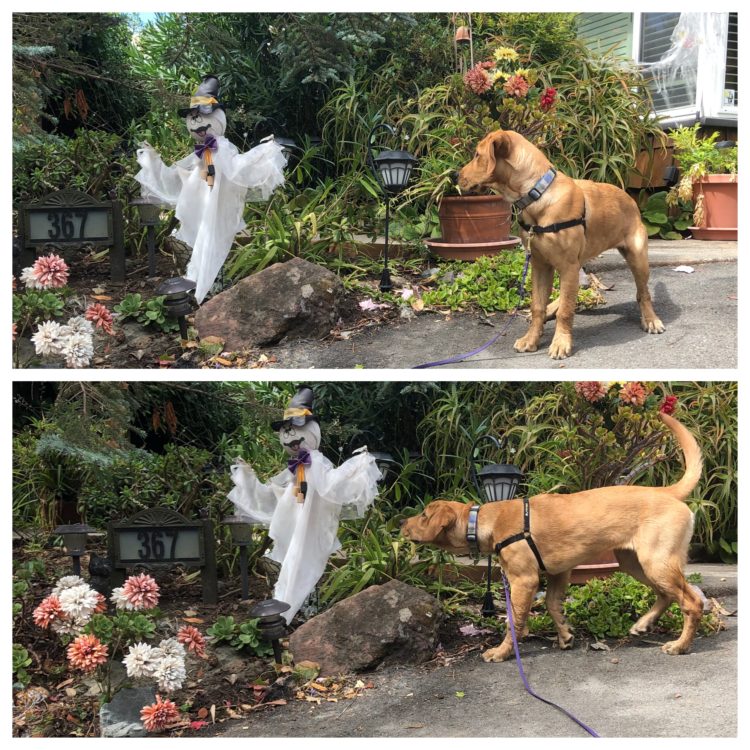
(228, 386), (380, 623)
(134, 74), (287, 303)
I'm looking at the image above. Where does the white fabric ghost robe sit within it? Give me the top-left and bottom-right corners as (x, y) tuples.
(228, 450), (380, 623)
(135, 138), (286, 303)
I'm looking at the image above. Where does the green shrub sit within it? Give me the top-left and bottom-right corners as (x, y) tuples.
(206, 615), (273, 656)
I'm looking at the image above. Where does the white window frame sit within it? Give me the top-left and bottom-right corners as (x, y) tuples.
(632, 12), (737, 126)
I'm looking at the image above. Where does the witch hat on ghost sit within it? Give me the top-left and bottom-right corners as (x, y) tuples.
(271, 385), (319, 431)
(178, 74), (225, 117)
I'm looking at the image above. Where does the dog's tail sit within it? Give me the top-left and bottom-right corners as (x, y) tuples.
(661, 412), (702, 501)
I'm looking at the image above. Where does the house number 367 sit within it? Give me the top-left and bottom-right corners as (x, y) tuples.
(136, 529), (178, 560)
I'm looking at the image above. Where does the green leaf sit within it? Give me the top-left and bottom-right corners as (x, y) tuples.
(642, 211), (668, 225)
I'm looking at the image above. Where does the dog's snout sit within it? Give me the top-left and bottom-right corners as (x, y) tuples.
(450, 170), (460, 186)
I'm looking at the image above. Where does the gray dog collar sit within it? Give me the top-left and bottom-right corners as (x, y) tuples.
(514, 167), (557, 210)
(466, 504), (482, 559)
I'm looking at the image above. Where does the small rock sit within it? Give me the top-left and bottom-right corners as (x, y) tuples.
(99, 686), (155, 738)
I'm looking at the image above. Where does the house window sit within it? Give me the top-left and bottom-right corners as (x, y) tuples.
(635, 12), (737, 123)
(722, 12), (738, 108)
(639, 13), (695, 113)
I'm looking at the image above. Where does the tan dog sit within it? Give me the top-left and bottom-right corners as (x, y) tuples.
(401, 413), (702, 662)
(458, 130), (665, 359)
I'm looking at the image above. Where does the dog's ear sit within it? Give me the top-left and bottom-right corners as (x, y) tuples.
(424, 502), (458, 535)
(474, 130), (511, 182)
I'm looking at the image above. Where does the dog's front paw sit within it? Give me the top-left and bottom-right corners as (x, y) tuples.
(481, 645), (513, 662)
(513, 333), (540, 353)
(661, 640), (688, 655)
(548, 333), (572, 359)
(642, 316), (666, 334)
(558, 633), (574, 650)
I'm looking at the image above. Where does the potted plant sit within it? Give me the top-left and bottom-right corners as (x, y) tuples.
(400, 46), (559, 259)
(667, 124), (737, 241)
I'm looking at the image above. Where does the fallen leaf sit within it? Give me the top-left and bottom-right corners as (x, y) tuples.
(359, 298), (390, 311)
(182, 616), (205, 624)
(91, 294), (112, 301)
(407, 723), (425, 729)
(213, 357), (233, 367)
(455, 691), (465, 699)
(65, 688), (77, 698)
(309, 682), (328, 692)
(225, 674), (238, 685)
(590, 642), (610, 651)
(210, 704), (216, 723)
(354, 680), (365, 689)
(226, 708), (243, 719)
(411, 298), (425, 312)
(263, 699), (287, 707)
(190, 720), (209, 730)
(197, 707), (209, 719)
(305, 696), (322, 704)
(55, 678), (75, 689)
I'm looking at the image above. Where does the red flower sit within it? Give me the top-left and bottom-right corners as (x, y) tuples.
(464, 63), (493, 95)
(85, 303), (114, 335)
(122, 573), (160, 610)
(574, 381), (608, 403)
(32, 254), (69, 289)
(141, 695), (180, 732)
(660, 395), (678, 415)
(540, 87), (557, 112)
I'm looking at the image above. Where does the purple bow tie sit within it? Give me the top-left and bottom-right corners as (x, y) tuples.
(288, 449), (312, 474)
(194, 135), (218, 158)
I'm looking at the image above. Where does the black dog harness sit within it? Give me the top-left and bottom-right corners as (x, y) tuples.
(466, 498), (546, 571)
(494, 497), (546, 571)
(513, 167), (586, 236)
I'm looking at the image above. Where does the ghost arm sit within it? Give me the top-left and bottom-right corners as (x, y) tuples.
(134, 143), (193, 206)
(228, 461), (291, 527)
(315, 451), (381, 518)
(225, 139), (287, 200)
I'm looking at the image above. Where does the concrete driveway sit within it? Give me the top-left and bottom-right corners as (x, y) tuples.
(265, 241), (737, 370)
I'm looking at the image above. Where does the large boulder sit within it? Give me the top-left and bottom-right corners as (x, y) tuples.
(194, 257), (344, 350)
(288, 580), (443, 676)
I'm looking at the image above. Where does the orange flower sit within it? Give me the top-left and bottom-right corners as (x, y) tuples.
(177, 625), (207, 658)
(67, 634), (108, 673)
(85, 303), (114, 335)
(141, 694), (180, 732)
(33, 595), (66, 629)
(619, 381), (648, 407)
(502, 74), (530, 99)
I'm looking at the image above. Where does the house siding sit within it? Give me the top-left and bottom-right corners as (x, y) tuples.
(576, 13), (632, 58)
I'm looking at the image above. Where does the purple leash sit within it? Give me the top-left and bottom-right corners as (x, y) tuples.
(501, 572), (600, 737)
(413, 251), (531, 369)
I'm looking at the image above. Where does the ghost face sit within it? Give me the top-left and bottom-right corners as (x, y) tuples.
(185, 109), (226, 142)
(278, 421), (320, 456)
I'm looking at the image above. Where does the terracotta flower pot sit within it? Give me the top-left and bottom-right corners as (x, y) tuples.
(689, 174), (738, 241)
(438, 194), (512, 243)
(425, 194), (520, 260)
(570, 549), (620, 585)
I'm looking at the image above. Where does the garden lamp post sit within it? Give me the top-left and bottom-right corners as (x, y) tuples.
(253, 118), (299, 161)
(131, 196), (165, 277)
(53, 523), (97, 576)
(248, 598), (290, 664)
(470, 434), (523, 617)
(156, 276), (197, 340)
(223, 515), (256, 601)
(367, 123), (417, 292)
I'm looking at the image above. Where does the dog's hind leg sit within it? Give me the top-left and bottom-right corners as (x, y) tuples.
(635, 553), (702, 654)
(615, 549), (673, 635)
(617, 226), (665, 334)
(482, 571), (539, 662)
(545, 571), (574, 650)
